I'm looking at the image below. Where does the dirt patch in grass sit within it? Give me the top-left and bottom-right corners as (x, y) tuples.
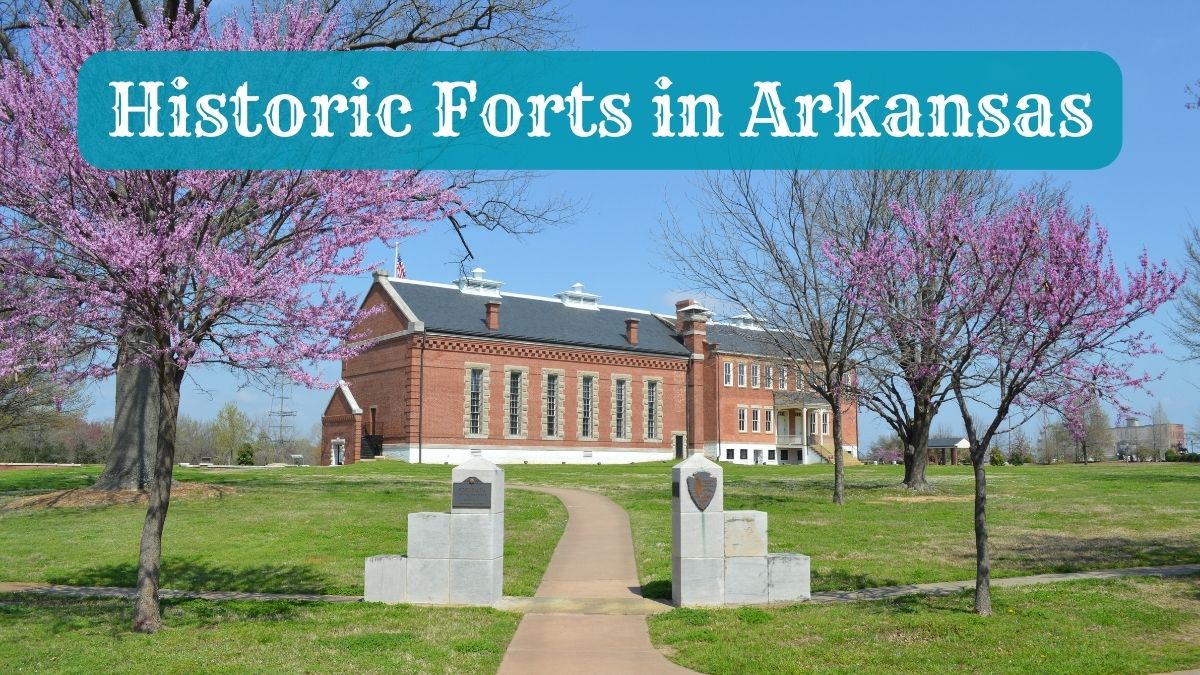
(1, 483), (235, 511)
(875, 495), (973, 503)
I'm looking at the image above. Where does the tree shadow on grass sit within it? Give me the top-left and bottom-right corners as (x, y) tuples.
(997, 534), (1200, 573)
(0, 593), (306, 636)
(812, 568), (902, 592)
(46, 556), (333, 594)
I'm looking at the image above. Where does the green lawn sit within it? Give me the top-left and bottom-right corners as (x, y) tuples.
(0, 595), (518, 673)
(2, 459), (1198, 674)
(503, 461), (1200, 598)
(649, 577), (1200, 674)
(0, 462), (566, 597)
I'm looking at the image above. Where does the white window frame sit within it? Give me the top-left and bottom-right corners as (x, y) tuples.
(751, 364), (760, 388)
(751, 408), (760, 432)
(546, 373), (559, 437)
(765, 408), (773, 433)
(764, 366), (774, 389)
(614, 377), (630, 440)
(581, 375), (595, 438)
(737, 363), (746, 388)
(821, 411), (829, 434)
(779, 367), (788, 391)
(724, 361), (733, 387)
(737, 406), (747, 432)
(469, 368), (483, 435)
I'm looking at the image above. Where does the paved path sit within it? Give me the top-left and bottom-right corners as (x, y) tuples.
(496, 486), (693, 675)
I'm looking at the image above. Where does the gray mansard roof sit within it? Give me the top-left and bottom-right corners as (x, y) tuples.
(706, 323), (811, 359)
(387, 279), (691, 357)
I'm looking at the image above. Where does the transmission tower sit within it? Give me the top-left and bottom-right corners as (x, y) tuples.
(268, 372), (298, 463)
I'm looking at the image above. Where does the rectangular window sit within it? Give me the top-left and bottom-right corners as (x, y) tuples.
(469, 369), (483, 435)
(615, 379), (627, 439)
(821, 412), (829, 435)
(737, 363), (746, 387)
(765, 409), (773, 433)
(740, 448), (748, 460)
(779, 367), (788, 391)
(738, 407), (747, 432)
(646, 381), (658, 439)
(764, 366), (774, 389)
(546, 374), (558, 437)
(724, 361), (733, 386)
(508, 371), (522, 436)
(808, 413), (816, 435)
(768, 449), (776, 460)
(582, 376), (594, 438)
(751, 364), (760, 388)
(726, 448), (734, 460)
(781, 449), (789, 461)
(751, 408), (760, 432)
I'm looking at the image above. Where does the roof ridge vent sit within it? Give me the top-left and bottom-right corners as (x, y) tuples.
(727, 313), (763, 330)
(556, 282), (600, 310)
(456, 267), (503, 298)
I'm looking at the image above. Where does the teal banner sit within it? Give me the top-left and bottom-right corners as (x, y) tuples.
(77, 51), (1122, 170)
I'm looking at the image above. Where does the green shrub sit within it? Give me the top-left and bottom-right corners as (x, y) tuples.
(1009, 451), (1026, 466)
(236, 443), (255, 466)
(1165, 449), (1180, 462)
(989, 446), (1005, 466)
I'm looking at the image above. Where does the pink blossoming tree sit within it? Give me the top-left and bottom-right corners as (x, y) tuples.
(0, 4), (457, 631)
(832, 196), (1180, 615)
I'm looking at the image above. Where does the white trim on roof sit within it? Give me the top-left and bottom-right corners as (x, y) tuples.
(337, 379), (363, 414)
(389, 276), (658, 316)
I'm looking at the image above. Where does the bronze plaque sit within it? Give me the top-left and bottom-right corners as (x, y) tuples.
(687, 471), (717, 511)
(452, 476), (492, 509)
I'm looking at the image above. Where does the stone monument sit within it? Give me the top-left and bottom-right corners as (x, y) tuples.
(364, 456), (505, 606)
(671, 454), (810, 606)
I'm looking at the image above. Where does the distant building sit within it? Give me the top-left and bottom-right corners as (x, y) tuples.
(319, 269), (859, 466)
(928, 436), (969, 465)
(1110, 417), (1185, 458)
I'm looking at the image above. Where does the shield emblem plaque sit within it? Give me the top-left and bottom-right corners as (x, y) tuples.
(686, 471), (717, 511)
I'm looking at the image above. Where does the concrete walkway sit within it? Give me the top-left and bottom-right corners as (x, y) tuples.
(496, 486), (693, 675)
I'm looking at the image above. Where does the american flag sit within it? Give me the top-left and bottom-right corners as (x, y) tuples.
(394, 244), (407, 279)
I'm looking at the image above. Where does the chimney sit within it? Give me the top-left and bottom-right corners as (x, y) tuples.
(674, 299), (696, 332)
(675, 299), (711, 355)
(625, 318), (640, 345)
(485, 301), (501, 330)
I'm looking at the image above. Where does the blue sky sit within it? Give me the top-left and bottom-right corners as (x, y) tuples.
(84, 0), (1200, 447)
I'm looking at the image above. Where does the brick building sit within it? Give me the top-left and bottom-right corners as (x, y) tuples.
(320, 269), (858, 466)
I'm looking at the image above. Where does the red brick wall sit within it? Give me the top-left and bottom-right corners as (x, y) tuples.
(411, 335), (687, 450)
(706, 352), (859, 448)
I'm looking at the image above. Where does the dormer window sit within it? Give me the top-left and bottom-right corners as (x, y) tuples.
(556, 282), (600, 310)
(456, 267), (503, 298)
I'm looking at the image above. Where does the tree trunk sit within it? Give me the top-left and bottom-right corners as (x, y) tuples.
(131, 359), (182, 634)
(831, 398), (845, 505)
(92, 331), (159, 492)
(902, 414), (932, 490)
(972, 453), (991, 616)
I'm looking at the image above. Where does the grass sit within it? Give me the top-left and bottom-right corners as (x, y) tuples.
(0, 462), (566, 596)
(2, 459), (1198, 673)
(0, 594), (518, 673)
(648, 577), (1200, 674)
(501, 461), (1200, 598)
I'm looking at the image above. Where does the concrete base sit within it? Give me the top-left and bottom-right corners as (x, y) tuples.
(723, 510), (767, 557)
(768, 553), (811, 603)
(406, 557), (450, 604)
(364, 555), (407, 604)
(672, 556), (724, 606)
(449, 557), (504, 605)
(724, 555), (768, 605)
